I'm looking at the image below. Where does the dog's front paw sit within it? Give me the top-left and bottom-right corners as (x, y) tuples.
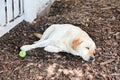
(20, 45), (31, 51)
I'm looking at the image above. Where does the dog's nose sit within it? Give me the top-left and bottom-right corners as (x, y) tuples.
(88, 56), (94, 62)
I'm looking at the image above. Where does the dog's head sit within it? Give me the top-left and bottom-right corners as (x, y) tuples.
(72, 38), (96, 62)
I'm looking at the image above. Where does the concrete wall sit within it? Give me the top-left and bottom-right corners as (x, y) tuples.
(24, 0), (55, 22)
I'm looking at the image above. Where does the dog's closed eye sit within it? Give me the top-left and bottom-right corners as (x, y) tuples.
(86, 47), (90, 50)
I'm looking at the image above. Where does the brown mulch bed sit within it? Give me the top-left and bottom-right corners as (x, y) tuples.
(0, 0), (120, 80)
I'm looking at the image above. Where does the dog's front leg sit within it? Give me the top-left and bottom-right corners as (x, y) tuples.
(20, 39), (52, 51)
(44, 46), (62, 53)
(20, 44), (36, 51)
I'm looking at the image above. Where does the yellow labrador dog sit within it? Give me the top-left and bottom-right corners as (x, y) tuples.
(21, 24), (96, 62)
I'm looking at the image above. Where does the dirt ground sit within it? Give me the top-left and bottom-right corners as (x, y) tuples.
(0, 0), (120, 80)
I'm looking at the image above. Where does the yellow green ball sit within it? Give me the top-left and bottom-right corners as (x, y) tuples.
(19, 50), (26, 58)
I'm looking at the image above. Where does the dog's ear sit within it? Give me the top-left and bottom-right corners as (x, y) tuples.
(71, 38), (82, 50)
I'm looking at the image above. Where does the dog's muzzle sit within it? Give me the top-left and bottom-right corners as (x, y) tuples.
(88, 56), (95, 62)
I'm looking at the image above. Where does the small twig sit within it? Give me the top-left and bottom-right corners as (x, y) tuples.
(100, 59), (114, 65)
(101, 7), (113, 10)
(0, 71), (4, 74)
(110, 73), (120, 76)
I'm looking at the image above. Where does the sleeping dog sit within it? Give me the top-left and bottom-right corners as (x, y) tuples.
(20, 24), (96, 62)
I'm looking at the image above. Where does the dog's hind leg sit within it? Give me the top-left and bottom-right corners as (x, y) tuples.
(40, 25), (55, 41)
(20, 39), (52, 51)
(33, 25), (56, 44)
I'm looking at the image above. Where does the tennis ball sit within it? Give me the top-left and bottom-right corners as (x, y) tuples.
(19, 50), (26, 58)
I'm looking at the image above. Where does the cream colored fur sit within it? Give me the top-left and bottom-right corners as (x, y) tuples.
(21, 24), (96, 62)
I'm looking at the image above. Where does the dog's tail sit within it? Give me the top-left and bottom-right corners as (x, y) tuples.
(34, 33), (42, 38)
